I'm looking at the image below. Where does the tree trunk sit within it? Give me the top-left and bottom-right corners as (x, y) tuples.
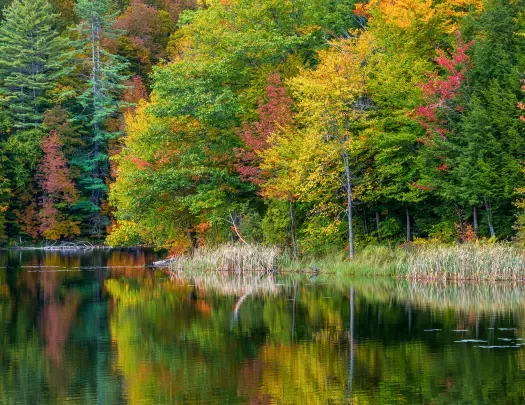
(406, 206), (411, 242)
(231, 210), (241, 243)
(187, 225), (197, 253)
(484, 198), (496, 238)
(342, 150), (354, 259)
(289, 200), (298, 259)
(473, 206), (479, 237)
(375, 211), (381, 242)
(89, 15), (104, 235)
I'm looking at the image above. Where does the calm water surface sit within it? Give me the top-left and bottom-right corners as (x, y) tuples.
(0, 249), (524, 404)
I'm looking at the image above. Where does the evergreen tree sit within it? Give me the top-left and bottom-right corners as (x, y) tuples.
(418, 0), (525, 239)
(457, 0), (525, 238)
(0, 0), (70, 129)
(72, 0), (128, 236)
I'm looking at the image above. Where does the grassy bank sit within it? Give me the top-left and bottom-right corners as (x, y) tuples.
(162, 242), (525, 282)
(398, 243), (525, 282)
(285, 245), (402, 276)
(303, 243), (525, 281)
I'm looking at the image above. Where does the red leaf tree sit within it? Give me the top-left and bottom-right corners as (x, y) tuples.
(37, 131), (80, 240)
(235, 73), (293, 185)
(414, 36), (473, 143)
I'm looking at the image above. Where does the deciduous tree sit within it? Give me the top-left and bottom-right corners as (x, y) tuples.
(37, 131), (80, 240)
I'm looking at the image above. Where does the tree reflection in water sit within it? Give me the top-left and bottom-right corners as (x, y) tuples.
(1, 250), (525, 404)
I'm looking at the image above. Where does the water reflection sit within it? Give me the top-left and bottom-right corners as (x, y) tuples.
(108, 271), (525, 404)
(0, 248), (160, 405)
(1, 250), (525, 404)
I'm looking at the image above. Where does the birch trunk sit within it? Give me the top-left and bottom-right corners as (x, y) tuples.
(342, 150), (354, 259)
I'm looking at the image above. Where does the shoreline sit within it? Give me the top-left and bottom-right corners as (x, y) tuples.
(153, 242), (525, 283)
(4, 242), (525, 283)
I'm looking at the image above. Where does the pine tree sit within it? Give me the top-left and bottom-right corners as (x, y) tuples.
(0, 0), (70, 129)
(417, 0), (525, 239)
(72, 0), (128, 236)
(458, 0), (525, 238)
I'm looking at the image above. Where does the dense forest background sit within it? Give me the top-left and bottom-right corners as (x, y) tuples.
(1, 0), (525, 255)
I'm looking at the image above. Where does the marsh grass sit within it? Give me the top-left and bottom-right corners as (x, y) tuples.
(165, 244), (403, 275)
(399, 244), (525, 281)
(167, 244), (283, 273)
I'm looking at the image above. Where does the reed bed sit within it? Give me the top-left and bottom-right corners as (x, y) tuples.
(398, 244), (525, 281)
(167, 244), (283, 273)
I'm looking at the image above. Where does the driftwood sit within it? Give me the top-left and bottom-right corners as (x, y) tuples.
(151, 258), (174, 268)
(18, 241), (97, 251)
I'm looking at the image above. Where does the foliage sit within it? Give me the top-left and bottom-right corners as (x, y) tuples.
(105, 219), (146, 246)
(235, 72), (293, 186)
(37, 131), (80, 240)
(71, 0), (130, 236)
(1, 0), (525, 252)
(0, 0), (71, 129)
(114, 0), (175, 79)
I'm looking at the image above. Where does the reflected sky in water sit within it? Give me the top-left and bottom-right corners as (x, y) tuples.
(0, 249), (524, 404)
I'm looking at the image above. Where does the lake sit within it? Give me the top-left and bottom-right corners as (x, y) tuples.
(0, 249), (524, 404)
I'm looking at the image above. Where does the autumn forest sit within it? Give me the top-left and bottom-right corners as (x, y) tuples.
(0, 0), (524, 257)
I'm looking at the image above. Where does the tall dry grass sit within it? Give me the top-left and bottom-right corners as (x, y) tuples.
(167, 244), (283, 273)
(399, 244), (525, 281)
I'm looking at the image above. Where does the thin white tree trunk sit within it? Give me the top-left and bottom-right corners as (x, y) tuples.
(342, 150), (354, 259)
